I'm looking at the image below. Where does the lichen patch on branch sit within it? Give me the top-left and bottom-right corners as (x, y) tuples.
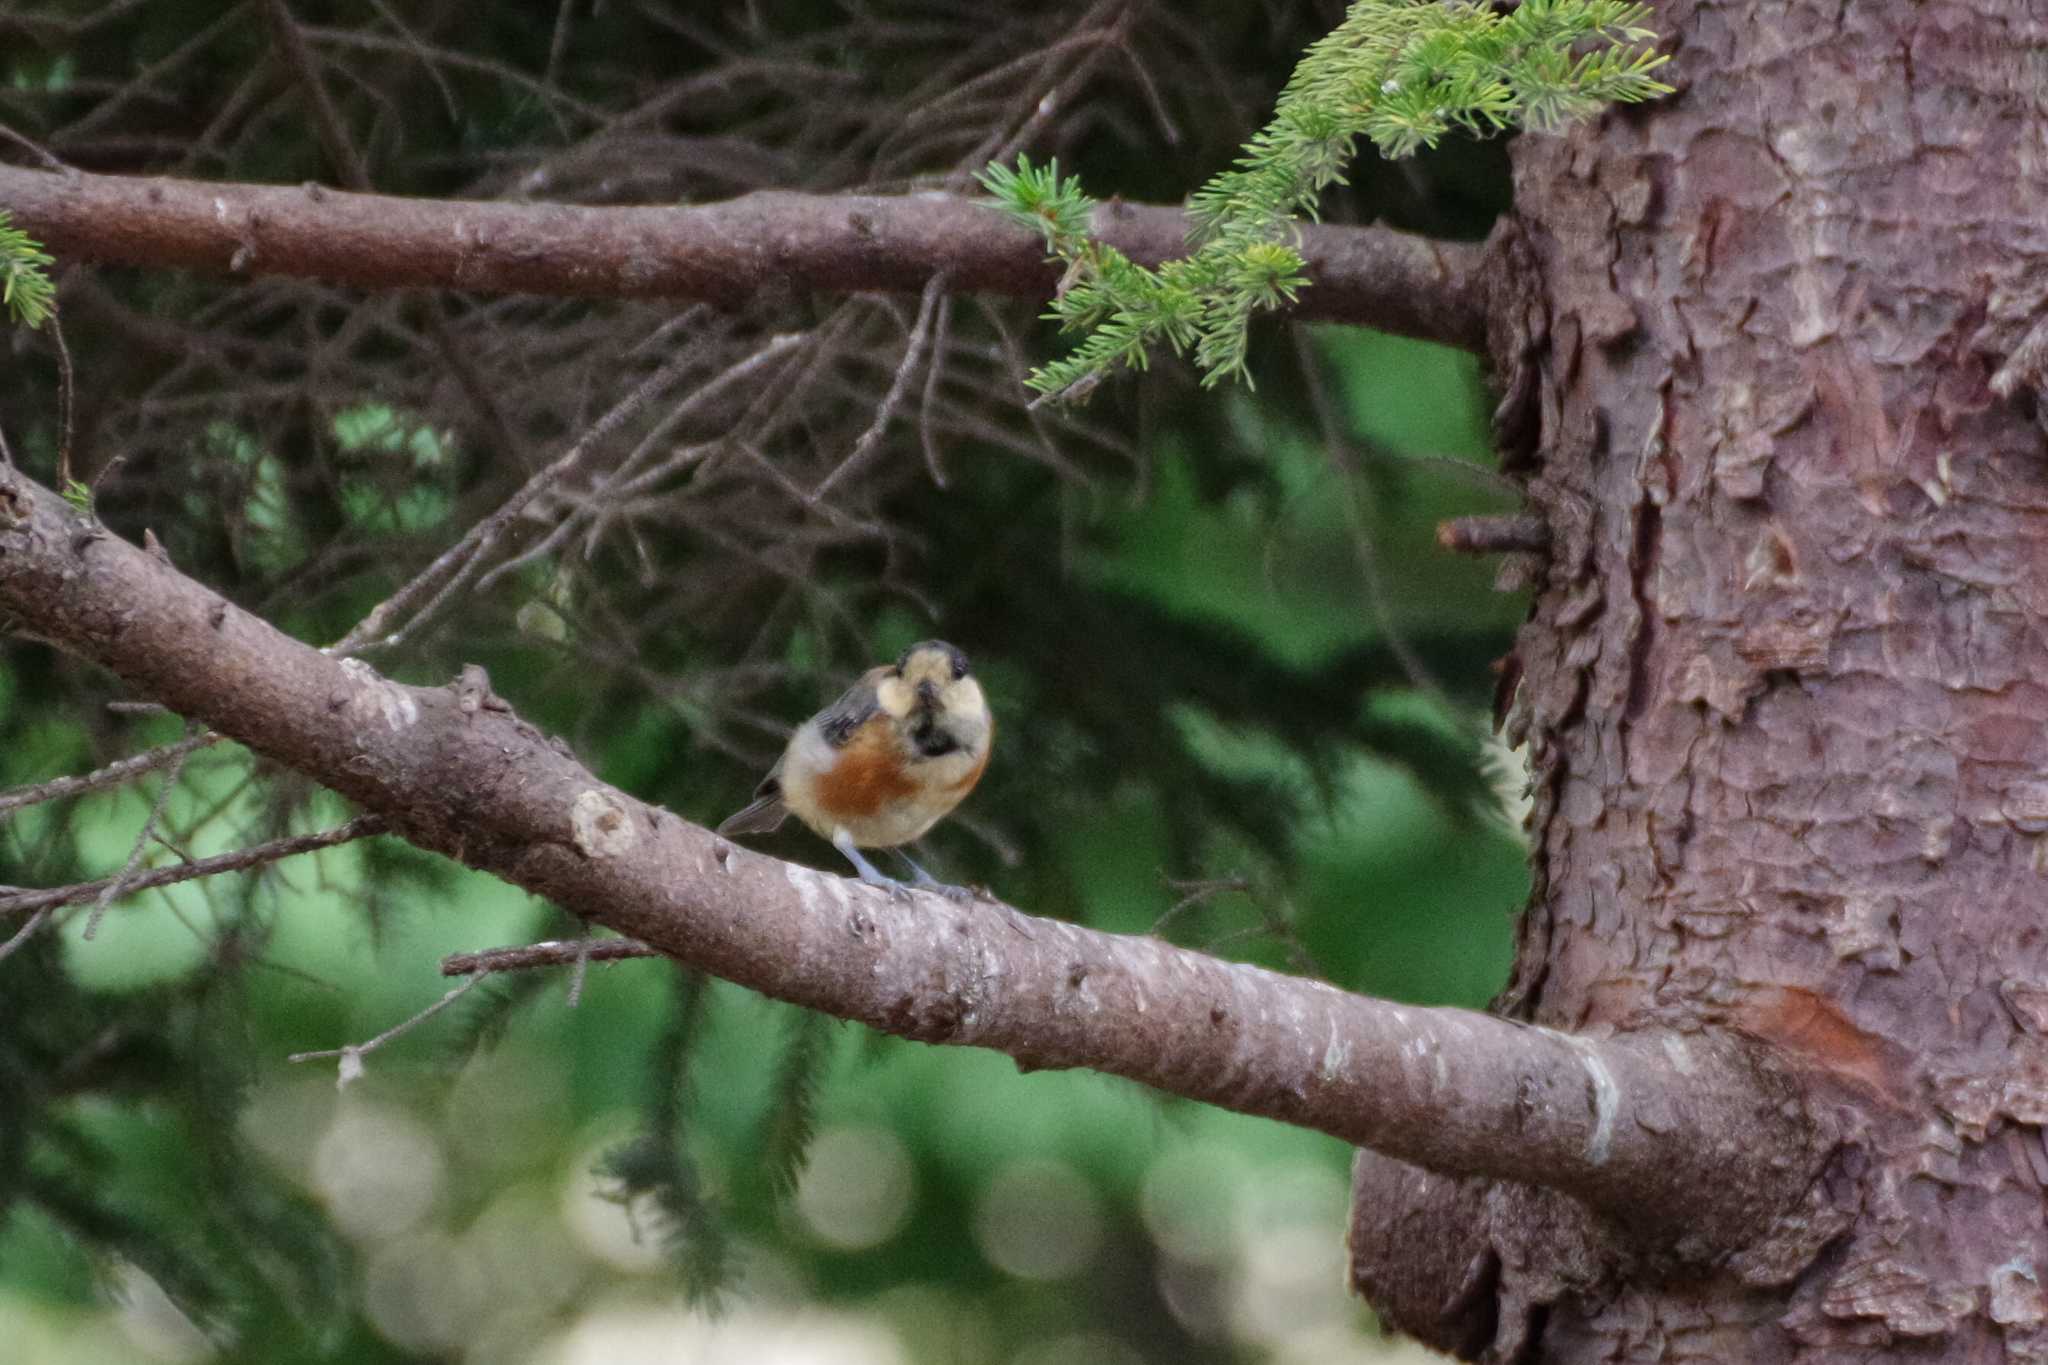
(338, 657), (420, 732)
(570, 789), (636, 858)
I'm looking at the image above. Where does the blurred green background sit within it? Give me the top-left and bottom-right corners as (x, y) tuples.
(0, 3), (1530, 1362)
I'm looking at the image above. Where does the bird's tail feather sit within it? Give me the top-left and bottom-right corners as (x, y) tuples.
(716, 794), (788, 837)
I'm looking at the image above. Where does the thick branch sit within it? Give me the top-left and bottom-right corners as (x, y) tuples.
(0, 468), (1809, 1249)
(0, 165), (1488, 351)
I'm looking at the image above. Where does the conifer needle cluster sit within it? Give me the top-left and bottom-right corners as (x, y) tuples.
(0, 210), (55, 330)
(979, 0), (1670, 400)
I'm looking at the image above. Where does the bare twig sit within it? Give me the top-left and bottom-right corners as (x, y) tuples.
(918, 292), (955, 486)
(1114, 29), (1181, 147)
(471, 329), (808, 596)
(329, 339), (732, 656)
(0, 120), (70, 173)
(81, 737), (194, 940)
(545, 0), (576, 88)
(258, 0), (531, 473)
(443, 937), (660, 976)
(0, 814), (389, 919)
(0, 905), (55, 965)
(51, 4), (249, 145)
(968, 4), (1123, 175)
(359, 0), (462, 124)
(566, 937), (591, 1006)
(288, 971), (490, 1086)
(0, 732), (223, 821)
(1152, 871), (1321, 977)
(296, 26), (601, 131)
(1151, 872), (1251, 938)
(50, 317), (75, 491)
(810, 272), (948, 502)
(1293, 324), (1452, 708)
(260, 0), (370, 190)
(1438, 514), (1550, 556)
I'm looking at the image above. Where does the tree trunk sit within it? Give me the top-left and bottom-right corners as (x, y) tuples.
(1353, 2), (2048, 1359)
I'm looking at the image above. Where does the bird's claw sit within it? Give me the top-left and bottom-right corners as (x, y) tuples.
(858, 872), (914, 903)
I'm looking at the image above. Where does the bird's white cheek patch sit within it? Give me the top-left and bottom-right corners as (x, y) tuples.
(875, 676), (914, 718)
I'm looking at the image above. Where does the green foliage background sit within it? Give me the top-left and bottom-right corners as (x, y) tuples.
(0, 3), (1537, 1361)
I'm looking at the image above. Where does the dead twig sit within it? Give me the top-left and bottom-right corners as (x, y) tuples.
(0, 814), (389, 919)
(0, 906), (56, 966)
(442, 936), (660, 976)
(0, 732), (224, 826)
(1437, 514), (1550, 556)
(0, 732), (224, 821)
(329, 338), (729, 656)
(809, 272), (949, 503)
(288, 970), (490, 1086)
(82, 735), (195, 940)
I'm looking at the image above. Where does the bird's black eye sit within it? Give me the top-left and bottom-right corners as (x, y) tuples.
(950, 652), (968, 680)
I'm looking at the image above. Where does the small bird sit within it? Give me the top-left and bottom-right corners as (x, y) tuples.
(718, 640), (992, 895)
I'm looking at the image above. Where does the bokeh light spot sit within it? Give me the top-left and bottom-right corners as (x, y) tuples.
(972, 1160), (1101, 1281)
(795, 1126), (915, 1252)
(311, 1098), (445, 1242)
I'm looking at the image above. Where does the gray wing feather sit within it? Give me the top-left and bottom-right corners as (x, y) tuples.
(719, 667), (884, 837)
(717, 780), (789, 836)
(718, 748), (790, 836)
(815, 671), (884, 748)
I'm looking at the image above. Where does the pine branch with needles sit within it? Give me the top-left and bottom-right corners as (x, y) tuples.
(979, 0), (1669, 399)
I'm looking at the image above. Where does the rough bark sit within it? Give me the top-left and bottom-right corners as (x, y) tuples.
(1349, 3), (2048, 1360)
(0, 465), (1819, 1256)
(0, 165), (1489, 351)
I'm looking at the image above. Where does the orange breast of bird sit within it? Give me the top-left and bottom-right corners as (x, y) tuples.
(814, 720), (919, 820)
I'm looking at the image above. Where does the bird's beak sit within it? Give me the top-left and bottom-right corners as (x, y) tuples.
(917, 680), (939, 708)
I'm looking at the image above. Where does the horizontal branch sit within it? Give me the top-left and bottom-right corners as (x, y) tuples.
(0, 468), (1809, 1248)
(0, 165), (1489, 351)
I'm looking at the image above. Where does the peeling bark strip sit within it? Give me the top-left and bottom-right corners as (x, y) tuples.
(0, 166), (1488, 350)
(0, 469), (1812, 1252)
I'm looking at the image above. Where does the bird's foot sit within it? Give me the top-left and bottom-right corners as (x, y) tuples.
(856, 868), (914, 903)
(894, 850), (976, 901)
(836, 835), (913, 900)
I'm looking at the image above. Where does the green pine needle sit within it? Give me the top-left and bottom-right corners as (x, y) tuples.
(758, 1007), (833, 1198)
(596, 970), (735, 1309)
(979, 0), (1669, 401)
(0, 211), (56, 330)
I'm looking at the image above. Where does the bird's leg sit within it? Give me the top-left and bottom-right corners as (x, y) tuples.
(832, 829), (909, 899)
(893, 849), (976, 902)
